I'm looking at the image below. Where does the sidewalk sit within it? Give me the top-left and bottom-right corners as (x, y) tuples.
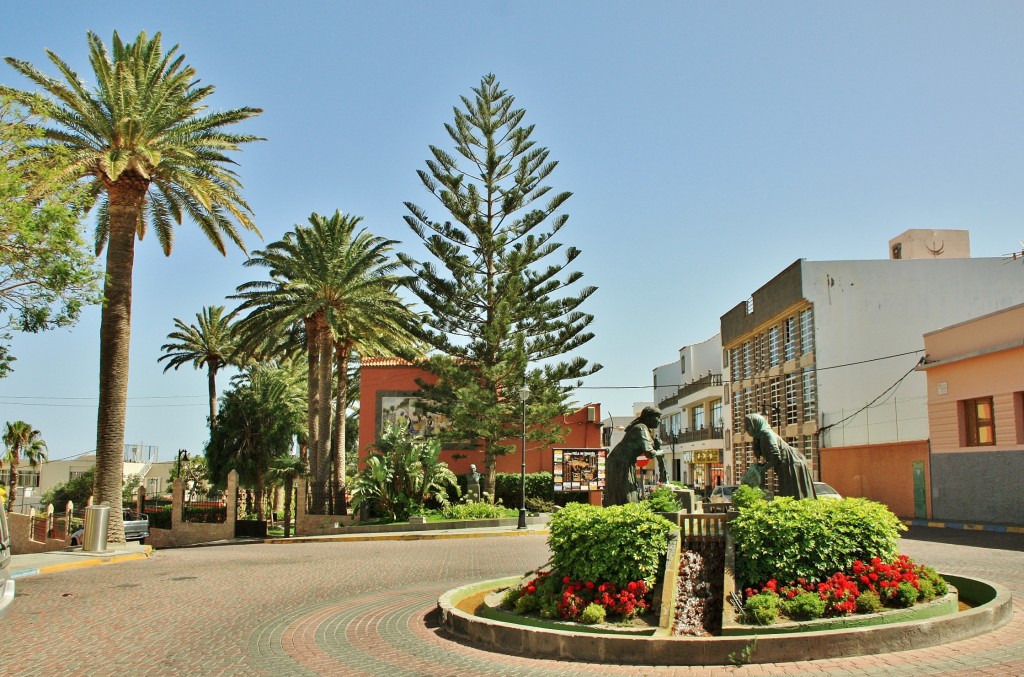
(10, 542), (153, 579)
(10, 521), (551, 579)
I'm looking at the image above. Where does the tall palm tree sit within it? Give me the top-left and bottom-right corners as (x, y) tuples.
(1, 32), (262, 541)
(158, 305), (238, 429)
(2, 421), (47, 512)
(233, 211), (419, 513)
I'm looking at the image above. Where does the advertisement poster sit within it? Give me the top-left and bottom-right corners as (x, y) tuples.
(552, 448), (606, 492)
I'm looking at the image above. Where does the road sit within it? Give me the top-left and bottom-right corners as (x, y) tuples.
(1, 527), (1022, 676)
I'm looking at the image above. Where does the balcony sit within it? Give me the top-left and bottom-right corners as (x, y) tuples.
(657, 373), (723, 409)
(661, 427), (724, 445)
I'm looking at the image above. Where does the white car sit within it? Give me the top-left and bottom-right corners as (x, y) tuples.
(814, 482), (843, 500)
(707, 485), (738, 512)
(0, 502), (14, 618)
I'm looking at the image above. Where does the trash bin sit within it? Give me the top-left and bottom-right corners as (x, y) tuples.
(83, 505), (110, 552)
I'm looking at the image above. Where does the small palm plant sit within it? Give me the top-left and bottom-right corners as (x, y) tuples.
(351, 423), (459, 521)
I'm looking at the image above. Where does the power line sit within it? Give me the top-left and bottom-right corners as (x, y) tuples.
(0, 400), (206, 409)
(0, 395), (205, 400)
(570, 349), (925, 390)
(816, 357), (925, 435)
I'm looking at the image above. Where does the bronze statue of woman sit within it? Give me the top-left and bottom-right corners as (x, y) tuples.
(743, 413), (817, 500)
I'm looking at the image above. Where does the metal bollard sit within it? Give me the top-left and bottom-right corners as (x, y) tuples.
(82, 505), (110, 552)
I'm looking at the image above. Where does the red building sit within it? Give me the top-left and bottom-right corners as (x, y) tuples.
(358, 357), (603, 477)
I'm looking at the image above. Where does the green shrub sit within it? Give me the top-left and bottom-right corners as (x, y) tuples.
(579, 602), (606, 625)
(731, 484), (766, 511)
(892, 582), (919, 608)
(501, 587), (521, 609)
(442, 501), (516, 520)
(548, 503), (674, 589)
(917, 579), (936, 602)
(744, 593), (781, 625)
(919, 565), (948, 596)
(731, 497), (905, 588)
(526, 496), (556, 513)
(856, 590), (882, 614)
(494, 472), (555, 506)
(783, 592), (826, 620)
(642, 485), (679, 513)
(514, 591), (540, 614)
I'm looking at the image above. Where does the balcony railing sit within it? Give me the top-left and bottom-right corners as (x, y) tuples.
(658, 373), (723, 409)
(660, 426), (724, 445)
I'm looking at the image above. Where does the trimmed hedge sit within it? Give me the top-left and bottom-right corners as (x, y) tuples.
(548, 502), (674, 588)
(731, 496), (905, 588)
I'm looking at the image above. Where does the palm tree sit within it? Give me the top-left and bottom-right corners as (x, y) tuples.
(233, 211), (418, 514)
(2, 421), (47, 512)
(267, 455), (308, 538)
(1, 32), (262, 541)
(158, 305), (238, 429)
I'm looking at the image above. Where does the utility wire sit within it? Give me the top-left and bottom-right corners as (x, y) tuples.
(816, 357), (925, 436)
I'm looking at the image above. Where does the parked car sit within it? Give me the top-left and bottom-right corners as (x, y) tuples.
(706, 485), (738, 512)
(70, 509), (149, 546)
(813, 482), (843, 500)
(0, 501), (14, 618)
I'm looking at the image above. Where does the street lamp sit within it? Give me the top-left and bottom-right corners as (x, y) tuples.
(518, 383), (531, 529)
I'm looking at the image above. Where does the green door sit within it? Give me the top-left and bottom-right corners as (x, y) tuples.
(912, 461), (927, 519)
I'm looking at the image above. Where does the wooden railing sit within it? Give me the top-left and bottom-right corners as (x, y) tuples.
(672, 512), (728, 548)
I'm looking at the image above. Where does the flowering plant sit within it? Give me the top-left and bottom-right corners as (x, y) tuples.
(742, 555), (948, 623)
(504, 569), (652, 623)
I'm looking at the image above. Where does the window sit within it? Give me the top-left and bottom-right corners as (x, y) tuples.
(802, 367), (817, 422)
(769, 325), (780, 367)
(784, 317), (797, 362)
(964, 397), (996, 446)
(17, 470), (40, 488)
(730, 348), (741, 382)
(785, 372), (799, 425)
(670, 412), (682, 435)
(742, 342), (751, 379)
(711, 400), (723, 428)
(800, 308), (815, 356)
(692, 404), (705, 430)
(70, 470), (89, 480)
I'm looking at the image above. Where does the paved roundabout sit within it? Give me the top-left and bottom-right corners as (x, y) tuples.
(2, 527), (1023, 676)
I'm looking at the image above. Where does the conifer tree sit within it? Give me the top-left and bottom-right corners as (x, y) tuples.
(400, 74), (601, 497)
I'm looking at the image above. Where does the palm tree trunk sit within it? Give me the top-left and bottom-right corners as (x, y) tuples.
(316, 319), (333, 511)
(207, 359), (219, 430)
(95, 175), (147, 543)
(332, 342), (350, 515)
(283, 477), (293, 538)
(304, 316), (320, 501)
(6, 455), (18, 512)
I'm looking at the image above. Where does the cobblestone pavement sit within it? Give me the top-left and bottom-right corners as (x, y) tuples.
(1, 526), (1022, 676)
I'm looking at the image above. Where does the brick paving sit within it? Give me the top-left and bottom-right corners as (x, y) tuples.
(0, 526), (1021, 676)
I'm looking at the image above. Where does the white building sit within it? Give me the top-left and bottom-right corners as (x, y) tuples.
(720, 230), (1024, 513)
(653, 334), (725, 489)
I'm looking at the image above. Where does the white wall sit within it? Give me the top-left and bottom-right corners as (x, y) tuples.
(804, 258), (1024, 446)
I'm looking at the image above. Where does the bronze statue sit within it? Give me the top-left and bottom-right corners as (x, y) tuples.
(743, 413), (816, 500)
(604, 406), (665, 506)
(465, 463), (482, 500)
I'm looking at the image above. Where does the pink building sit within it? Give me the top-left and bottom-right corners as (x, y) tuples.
(917, 302), (1024, 525)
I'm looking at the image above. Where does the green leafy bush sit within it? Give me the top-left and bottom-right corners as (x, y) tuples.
(580, 602), (607, 625)
(744, 593), (781, 625)
(731, 497), (905, 587)
(856, 590), (882, 613)
(526, 496), (556, 513)
(892, 582), (919, 608)
(783, 592), (826, 620)
(548, 502), (674, 588)
(442, 501), (517, 520)
(731, 484), (765, 511)
(642, 485), (679, 513)
(494, 472), (554, 506)
(919, 565), (948, 597)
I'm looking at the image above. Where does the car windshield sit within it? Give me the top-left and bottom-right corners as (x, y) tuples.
(814, 483), (839, 495)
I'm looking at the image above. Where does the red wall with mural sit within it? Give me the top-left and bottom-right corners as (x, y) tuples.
(359, 358), (603, 476)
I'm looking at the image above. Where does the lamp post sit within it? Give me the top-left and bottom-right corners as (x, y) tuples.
(518, 383), (531, 529)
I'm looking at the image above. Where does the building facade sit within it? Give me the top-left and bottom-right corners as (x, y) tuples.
(917, 302), (1024, 525)
(358, 358), (603, 478)
(721, 235), (1024, 514)
(653, 335), (725, 490)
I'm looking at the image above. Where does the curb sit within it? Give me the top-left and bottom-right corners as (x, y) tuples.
(903, 519), (1024, 534)
(265, 528), (550, 545)
(12, 548), (153, 580)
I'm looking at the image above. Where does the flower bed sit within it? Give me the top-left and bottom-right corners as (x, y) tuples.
(736, 554), (949, 627)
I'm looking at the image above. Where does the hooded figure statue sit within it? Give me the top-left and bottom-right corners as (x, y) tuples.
(604, 406), (665, 506)
(743, 413), (817, 500)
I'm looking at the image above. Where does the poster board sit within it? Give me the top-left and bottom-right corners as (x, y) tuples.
(552, 448), (606, 492)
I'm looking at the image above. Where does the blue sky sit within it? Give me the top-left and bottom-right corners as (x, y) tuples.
(2, 2), (1023, 461)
